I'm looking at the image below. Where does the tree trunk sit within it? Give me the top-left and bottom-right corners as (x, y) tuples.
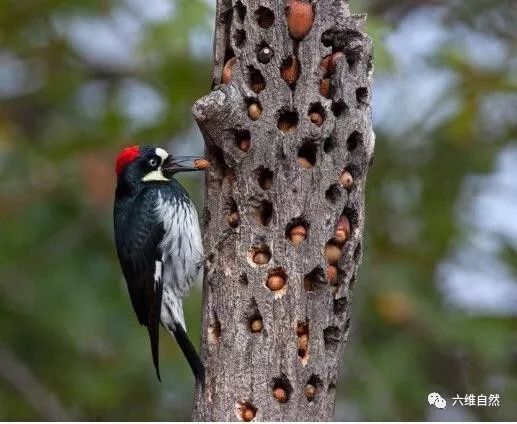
(192, 0), (373, 420)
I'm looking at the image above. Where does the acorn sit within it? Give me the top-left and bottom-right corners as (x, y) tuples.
(304, 384), (316, 401)
(242, 406), (255, 422)
(194, 158), (210, 170)
(287, 0), (314, 41)
(298, 334), (308, 351)
(250, 319), (263, 332)
(319, 52), (344, 76)
(309, 112), (323, 126)
(250, 81), (265, 94)
(239, 138), (251, 152)
(228, 211), (240, 228)
(267, 274), (285, 291)
(319, 79), (330, 97)
(278, 118), (295, 133)
(273, 387), (288, 403)
(222, 57), (237, 84)
(339, 170), (353, 189)
(324, 243), (342, 264)
(297, 157), (313, 169)
(248, 103), (262, 120)
(290, 225), (307, 245)
(257, 46), (274, 64)
(280, 56), (300, 85)
(296, 322), (308, 336)
(253, 251), (271, 265)
(335, 215), (351, 243)
(327, 265), (338, 285)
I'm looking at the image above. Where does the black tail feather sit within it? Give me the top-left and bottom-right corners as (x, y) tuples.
(173, 324), (205, 385)
(147, 324), (161, 382)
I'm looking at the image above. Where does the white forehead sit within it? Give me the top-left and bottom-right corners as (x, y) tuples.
(155, 148), (168, 161)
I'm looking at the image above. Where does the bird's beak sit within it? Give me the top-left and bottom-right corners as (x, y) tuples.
(162, 155), (210, 177)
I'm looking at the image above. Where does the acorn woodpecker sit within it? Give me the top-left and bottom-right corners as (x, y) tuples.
(113, 145), (208, 383)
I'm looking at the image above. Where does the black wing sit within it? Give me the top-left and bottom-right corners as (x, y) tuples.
(114, 188), (164, 381)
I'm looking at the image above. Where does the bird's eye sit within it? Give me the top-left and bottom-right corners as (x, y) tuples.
(148, 158), (158, 167)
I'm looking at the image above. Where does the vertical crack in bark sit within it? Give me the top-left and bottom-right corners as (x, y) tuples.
(193, 0), (373, 420)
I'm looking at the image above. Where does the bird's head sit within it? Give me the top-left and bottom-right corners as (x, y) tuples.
(115, 145), (209, 187)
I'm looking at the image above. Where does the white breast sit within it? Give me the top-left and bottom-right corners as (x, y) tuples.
(155, 192), (203, 299)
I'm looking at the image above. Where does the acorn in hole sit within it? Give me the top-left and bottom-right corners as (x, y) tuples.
(320, 79), (330, 97)
(267, 274), (286, 291)
(339, 170), (353, 189)
(287, 0), (314, 40)
(273, 387), (287, 403)
(289, 225), (307, 245)
(324, 242), (342, 264)
(250, 318), (263, 333)
(228, 211), (240, 228)
(320, 52), (344, 76)
(239, 138), (251, 152)
(253, 250), (271, 265)
(335, 215), (351, 243)
(222, 57), (237, 84)
(305, 384), (316, 401)
(309, 112), (323, 127)
(248, 102), (262, 120)
(297, 157), (313, 169)
(280, 56), (300, 86)
(242, 406), (255, 422)
(257, 46), (274, 64)
(327, 265), (338, 285)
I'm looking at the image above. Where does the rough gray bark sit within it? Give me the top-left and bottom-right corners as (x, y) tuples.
(192, 0), (373, 421)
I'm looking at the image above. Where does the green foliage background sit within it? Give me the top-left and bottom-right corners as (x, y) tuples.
(0, 0), (515, 420)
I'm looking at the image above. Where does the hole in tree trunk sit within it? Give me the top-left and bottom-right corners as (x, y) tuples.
(226, 197), (239, 228)
(285, 217), (308, 245)
(356, 87), (368, 106)
(323, 325), (341, 351)
(246, 297), (263, 333)
(323, 137), (336, 153)
(248, 66), (265, 93)
(234, 28), (246, 48)
(296, 321), (309, 364)
(234, 129), (251, 153)
(346, 130), (363, 152)
(305, 375), (322, 402)
(331, 100), (348, 117)
(247, 244), (271, 267)
(236, 401), (256, 422)
(280, 55), (300, 88)
(254, 166), (273, 190)
(208, 314), (221, 343)
(266, 268), (287, 297)
(255, 6), (275, 28)
(272, 375), (292, 403)
(303, 266), (326, 292)
(297, 140), (317, 168)
(308, 102), (325, 127)
(333, 296), (348, 315)
(277, 109), (298, 133)
(234, 1), (246, 21)
(252, 199), (273, 226)
(325, 184), (342, 204)
(257, 42), (274, 64)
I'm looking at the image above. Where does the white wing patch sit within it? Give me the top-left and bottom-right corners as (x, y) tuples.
(154, 260), (162, 285)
